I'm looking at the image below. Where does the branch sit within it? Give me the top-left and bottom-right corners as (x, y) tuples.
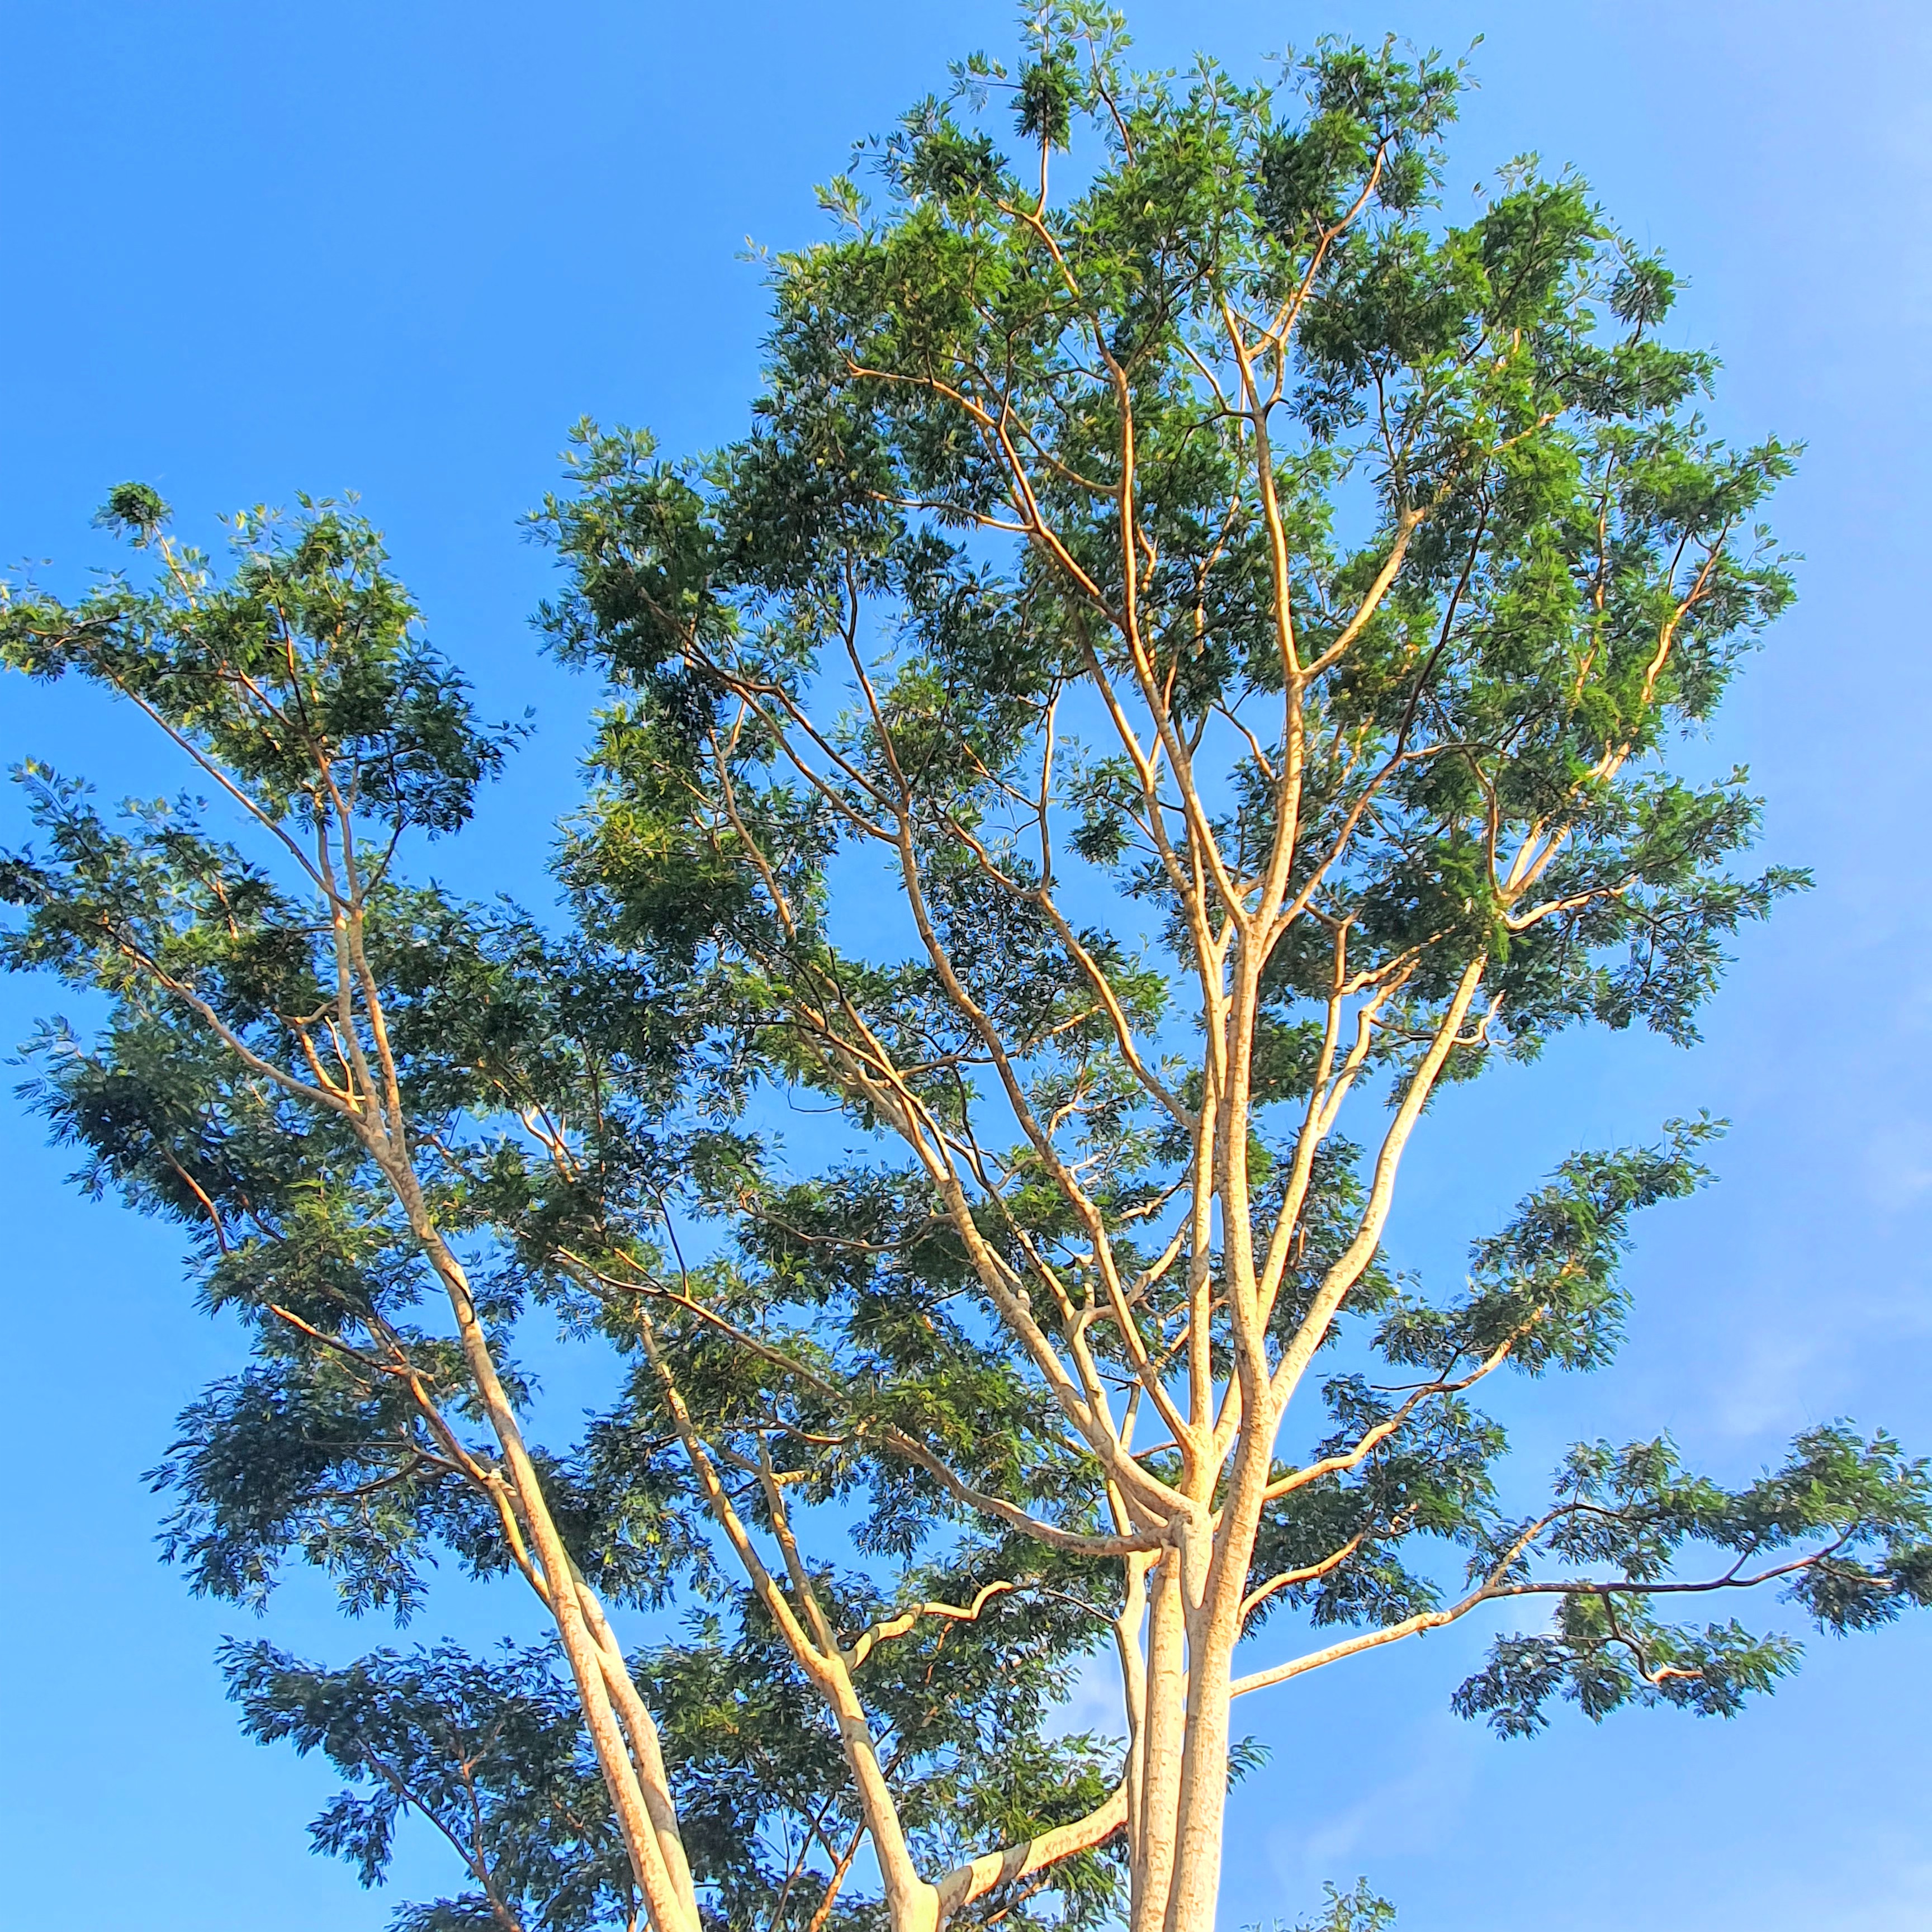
(1267, 954), (1489, 1417)
(933, 1782), (1129, 1927)
(555, 1250), (1153, 1559)
(1239, 1533), (1367, 1623)
(844, 1581), (1017, 1669)
(1262, 1337), (1517, 1502)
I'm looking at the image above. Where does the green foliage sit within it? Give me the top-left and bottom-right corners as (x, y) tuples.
(4, 496), (520, 834)
(645, 1586), (1124, 1932)
(1453, 1426), (1932, 1736)
(227, 1606), (1122, 1932)
(226, 1640), (637, 1932)
(1243, 1879), (1396, 1932)
(0, 485), (1128, 1929)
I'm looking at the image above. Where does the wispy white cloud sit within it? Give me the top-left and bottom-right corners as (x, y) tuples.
(1862, 1114), (1932, 1213)
(1266, 1718), (1478, 1891)
(1717, 1853), (1932, 1932)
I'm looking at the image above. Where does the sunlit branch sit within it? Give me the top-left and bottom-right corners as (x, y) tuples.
(1238, 1533), (1367, 1623)
(1266, 955), (1489, 1422)
(934, 1783), (1129, 1926)
(1261, 1337), (1518, 1503)
(845, 1581), (1018, 1669)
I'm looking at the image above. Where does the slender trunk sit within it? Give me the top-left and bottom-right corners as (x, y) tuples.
(579, 1583), (701, 1928)
(1165, 1395), (1277, 1932)
(1115, 1551), (1153, 1925)
(399, 1192), (693, 1932)
(1162, 1654), (1234, 1932)
(1131, 1548), (1188, 1932)
(825, 1678), (940, 1932)
(328, 871), (695, 1932)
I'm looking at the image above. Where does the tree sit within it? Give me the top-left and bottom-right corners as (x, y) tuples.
(4, 9), (1929, 1932)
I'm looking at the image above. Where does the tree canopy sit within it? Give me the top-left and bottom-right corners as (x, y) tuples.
(4, 9), (1928, 1932)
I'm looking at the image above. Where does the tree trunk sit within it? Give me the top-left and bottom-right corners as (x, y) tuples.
(1130, 1549), (1188, 1932)
(1162, 1659), (1234, 1932)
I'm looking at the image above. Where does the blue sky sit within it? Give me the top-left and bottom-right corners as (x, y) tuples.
(3, 2), (1930, 1928)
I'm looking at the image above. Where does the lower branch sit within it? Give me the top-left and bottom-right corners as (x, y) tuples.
(845, 1582), (1017, 1669)
(1228, 1537), (1863, 1701)
(933, 1783), (1129, 1929)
